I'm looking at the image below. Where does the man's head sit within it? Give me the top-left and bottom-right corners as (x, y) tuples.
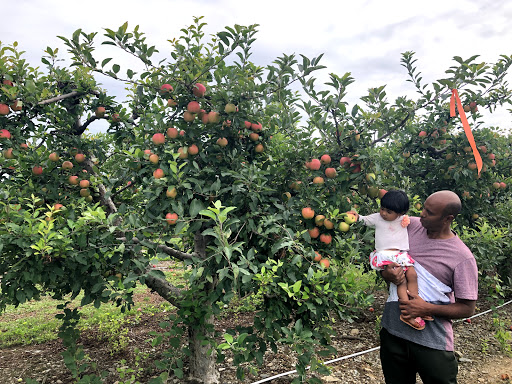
(420, 190), (461, 234)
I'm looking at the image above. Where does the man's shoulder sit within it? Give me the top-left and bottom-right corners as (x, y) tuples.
(408, 216), (424, 232)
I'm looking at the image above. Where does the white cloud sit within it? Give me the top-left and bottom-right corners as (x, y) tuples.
(2, 0), (511, 132)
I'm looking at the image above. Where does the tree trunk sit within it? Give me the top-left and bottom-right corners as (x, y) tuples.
(187, 314), (219, 384)
(186, 231), (219, 384)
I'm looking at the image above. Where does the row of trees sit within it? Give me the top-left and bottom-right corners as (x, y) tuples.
(1, 17), (511, 383)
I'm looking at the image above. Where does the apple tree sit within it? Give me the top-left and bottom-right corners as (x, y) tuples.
(0, 19), (378, 384)
(2, 19), (512, 384)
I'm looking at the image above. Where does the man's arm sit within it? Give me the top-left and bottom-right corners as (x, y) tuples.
(400, 291), (476, 319)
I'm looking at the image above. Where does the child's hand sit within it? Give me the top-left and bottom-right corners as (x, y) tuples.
(401, 215), (410, 228)
(347, 211), (359, 220)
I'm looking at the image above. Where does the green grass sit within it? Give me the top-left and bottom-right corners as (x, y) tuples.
(0, 266), (186, 349)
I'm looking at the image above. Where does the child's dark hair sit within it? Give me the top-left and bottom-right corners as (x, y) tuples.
(380, 189), (409, 214)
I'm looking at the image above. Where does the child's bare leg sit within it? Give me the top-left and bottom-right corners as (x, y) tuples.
(396, 268), (425, 329)
(405, 266), (419, 297)
(405, 266), (433, 321)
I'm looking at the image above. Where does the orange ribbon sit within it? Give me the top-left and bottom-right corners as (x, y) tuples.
(450, 89), (482, 175)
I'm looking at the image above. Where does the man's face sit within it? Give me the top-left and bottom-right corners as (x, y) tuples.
(419, 196), (446, 231)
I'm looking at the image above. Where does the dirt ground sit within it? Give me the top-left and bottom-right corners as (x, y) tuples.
(0, 289), (511, 384)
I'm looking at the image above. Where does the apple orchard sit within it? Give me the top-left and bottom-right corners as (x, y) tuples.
(1, 18), (512, 384)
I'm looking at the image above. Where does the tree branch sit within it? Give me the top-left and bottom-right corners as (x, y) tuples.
(371, 111), (411, 146)
(143, 272), (184, 307)
(38, 89), (100, 106)
(117, 236), (198, 261)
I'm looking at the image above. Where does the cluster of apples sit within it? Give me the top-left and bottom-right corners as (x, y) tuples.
(304, 155), (338, 185)
(492, 181), (507, 190)
(48, 151), (93, 201)
(0, 79), (23, 116)
(242, 120), (265, 153)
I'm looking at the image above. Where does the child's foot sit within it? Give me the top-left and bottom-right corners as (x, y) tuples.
(422, 316), (434, 321)
(400, 315), (426, 330)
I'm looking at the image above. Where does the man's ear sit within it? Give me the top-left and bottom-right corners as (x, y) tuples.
(444, 214), (455, 224)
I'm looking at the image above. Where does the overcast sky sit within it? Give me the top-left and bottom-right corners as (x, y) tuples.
(2, 0), (512, 133)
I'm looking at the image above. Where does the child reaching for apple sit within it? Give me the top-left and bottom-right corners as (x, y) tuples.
(350, 189), (431, 330)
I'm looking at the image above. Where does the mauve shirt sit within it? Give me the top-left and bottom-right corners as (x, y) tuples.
(381, 217), (478, 351)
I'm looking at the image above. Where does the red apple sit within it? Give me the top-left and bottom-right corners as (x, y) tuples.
(302, 207), (315, 220)
(178, 147), (188, 159)
(69, 175), (79, 185)
(499, 182), (507, 189)
(350, 163), (361, 173)
(2, 79), (13, 86)
(160, 83), (173, 94)
(187, 101), (201, 114)
(379, 189), (388, 199)
(167, 127), (179, 138)
(149, 154), (159, 164)
(111, 113), (121, 123)
(0, 103), (9, 115)
(183, 111), (195, 122)
(153, 168), (165, 178)
(53, 203), (64, 211)
(249, 133), (259, 141)
(216, 137), (228, 147)
(49, 152), (60, 162)
(339, 156), (351, 166)
(309, 158), (321, 170)
(95, 106), (106, 117)
(319, 234), (332, 245)
(255, 144), (264, 153)
(251, 122), (262, 132)
(325, 168), (337, 178)
(314, 251), (322, 262)
(20, 143), (28, 149)
(188, 144), (199, 155)
(313, 176), (325, 184)
(320, 154), (331, 164)
(0, 129), (11, 139)
(79, 179), (90, 188)
(208, 111), (221, 124)
(319, 258), (330, 268)
(418, 131), (427, 137)
(152, 133), (166, 145)
(3, 148), (14, 159)
(32, 165), (43, 175)
(62, 161), (73, 170)
(165, 212), (178, 225)
(75, 153), (86, 163)
(167, 98), (177, 107)
(192, 83), (206, 97)
(488, 153), (495, 160)
(308, 227), (320, 239)
(244, 121), (252, 129)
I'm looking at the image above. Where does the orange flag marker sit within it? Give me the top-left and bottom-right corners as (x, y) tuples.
(450, 89), (483, 175)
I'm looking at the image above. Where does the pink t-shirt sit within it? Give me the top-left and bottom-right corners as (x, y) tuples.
(381, 217), (478, 351)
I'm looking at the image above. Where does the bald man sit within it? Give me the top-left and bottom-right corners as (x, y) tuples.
(379, 191), (478, 384)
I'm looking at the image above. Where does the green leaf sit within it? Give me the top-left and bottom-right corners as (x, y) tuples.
(190, 199), (205, 218)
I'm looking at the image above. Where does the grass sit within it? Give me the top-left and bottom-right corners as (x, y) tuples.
(0, 263), (185, 349)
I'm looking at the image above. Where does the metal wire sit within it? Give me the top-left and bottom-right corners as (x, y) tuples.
(249, 299), (512, 384)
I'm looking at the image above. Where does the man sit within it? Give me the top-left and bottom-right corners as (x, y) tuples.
(380, 190), (478, 384)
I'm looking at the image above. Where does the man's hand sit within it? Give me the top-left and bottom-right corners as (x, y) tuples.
(399, 290), (430, 319)
(380, 262), (406, 286)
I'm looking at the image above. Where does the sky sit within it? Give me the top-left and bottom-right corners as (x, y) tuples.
(2, 0), (512, 133)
